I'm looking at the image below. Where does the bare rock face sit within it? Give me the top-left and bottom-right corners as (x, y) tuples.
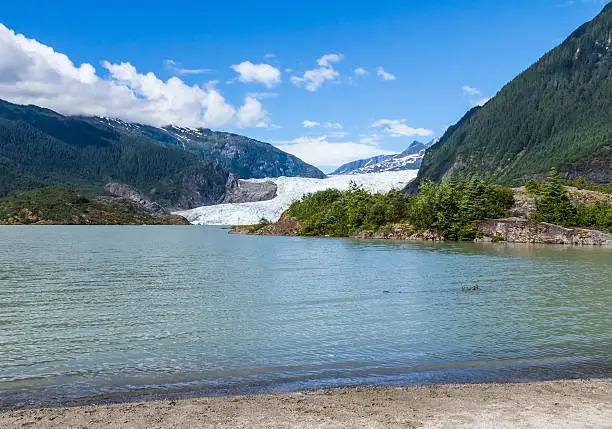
(229, 215), (301, 236)
(476, 218), (612, 246)
(104, 183), (169, 214)
(351, 225), (445, 241)
(221, 176), (277, 204)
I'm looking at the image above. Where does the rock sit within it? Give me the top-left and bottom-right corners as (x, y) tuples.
(476, 218), (612, 245)
(229, 215), (301, 236)
(104, 183), (169, 214)
(221, 176), (277, 203)
(351, 225), (445, 241)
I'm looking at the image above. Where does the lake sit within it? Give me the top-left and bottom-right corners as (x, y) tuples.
(0, 226), (610, 409)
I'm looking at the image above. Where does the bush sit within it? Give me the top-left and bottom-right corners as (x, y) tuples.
(287, 177), (514, 239)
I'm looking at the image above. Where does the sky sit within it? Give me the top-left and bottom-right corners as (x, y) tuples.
(0, 0), (607, 171)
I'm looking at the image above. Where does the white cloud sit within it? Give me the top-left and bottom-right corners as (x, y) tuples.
(462, 85), (490, 107)
(354, 67), (368, 77)
(462, 85), (480, 96)
(263, 53), (276, 59)
(371, 119), (433, 138)
(359, 134), (381, 145)
(274, 136), (396, 167)
(302, 120), (319, 128)
(472, 97), (491, 107)
(231, 61), (281, 88)
(164, 59), (212, 75)
(327, 131), (348, 138)
(236, 96), (269, 128)
(325, 122), (343, 129)
(377, 67), (396, 81)
(317, 53), (343, 67)
(0, 23), (269, 129)
(291, 53), (343, 92)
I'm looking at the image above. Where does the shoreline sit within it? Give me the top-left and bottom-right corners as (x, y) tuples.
(2, 378), (610, 428)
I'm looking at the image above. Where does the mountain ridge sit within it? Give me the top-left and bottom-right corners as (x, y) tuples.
(405, 3), (612, 193)
(331, 140), (434, 175)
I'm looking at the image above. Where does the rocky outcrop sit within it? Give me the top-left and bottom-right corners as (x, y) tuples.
(476, 218), (612, 246)
(104, 182), (169, 214)
(351, 225), (445, 241)
(221, 176), (277, 203)
(230, 214), (301, 236)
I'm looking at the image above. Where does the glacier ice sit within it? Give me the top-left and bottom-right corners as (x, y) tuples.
(175, 170), (418, 225)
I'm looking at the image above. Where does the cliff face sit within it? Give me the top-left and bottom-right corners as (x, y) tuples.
(476, 218), (612, 245)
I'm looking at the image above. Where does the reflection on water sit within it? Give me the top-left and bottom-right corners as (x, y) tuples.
(0, 226), (610, 408)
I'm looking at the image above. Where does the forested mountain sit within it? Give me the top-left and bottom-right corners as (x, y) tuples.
(0, 99), (323, 208)
(84, 118), (325, 179)
(0, 100), (231, 208)
(331, 140), (433, 175)
(405, 3), (612, 193)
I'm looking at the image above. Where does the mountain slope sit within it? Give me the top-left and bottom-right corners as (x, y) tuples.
(406, 3), (612, 193)
(331, 141), (432, 175)
(85, 118), (325, 179)
(0, 100), (231, 208)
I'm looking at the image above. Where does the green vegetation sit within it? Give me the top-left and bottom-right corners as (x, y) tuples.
(529, 170), (612, 233)
(287, 177), (514, 240)
(0, 100), (231, 208)
(0, 188), (188, 225)
(247, 217), (272, 233)
(408, 4), (612, 192)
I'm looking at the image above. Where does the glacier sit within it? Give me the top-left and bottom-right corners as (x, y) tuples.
(175, 170), (418, 225)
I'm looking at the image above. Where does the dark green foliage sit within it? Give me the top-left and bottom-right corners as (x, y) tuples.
(407, 4), (612, 192)
(0, 100), (230, 208)
(0, 188), (188, 225)
(530, 169), (577, 225)
(97, 122), (326, 180)
(248, 217), (272, 233)
(529, 170), (612, 232)
(287, 178), (514, 239)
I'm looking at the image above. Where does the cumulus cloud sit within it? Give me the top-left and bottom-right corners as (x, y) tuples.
(274, 135), (396, 167)
(462, 85), (490, 106)
(164, 59), (212, 75)
(377, 67), (396, 81)
(302, 120), (319, 128)
(231, 61), (281, 88)
(354, 67), (368, 77)
(236, 96), (270, 128)
(0, 23), (270, 128)
(317, 53), (343, 67)
(291, 53), (343, 92)
(371, 119), (433, 138)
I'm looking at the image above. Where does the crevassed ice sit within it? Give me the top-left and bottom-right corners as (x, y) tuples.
(175, 170), (418, 225)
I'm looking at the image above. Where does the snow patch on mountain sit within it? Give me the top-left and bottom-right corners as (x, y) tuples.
(331, 139), (437, 175)
(175, 170), (418, 225)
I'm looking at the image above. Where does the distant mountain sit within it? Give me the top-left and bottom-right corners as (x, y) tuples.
(85, 118), (325, 179)
(331, 140), (434, 175)
(405, 3), (612, 193)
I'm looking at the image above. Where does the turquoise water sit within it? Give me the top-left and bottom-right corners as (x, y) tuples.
(0, 226), (611, 408)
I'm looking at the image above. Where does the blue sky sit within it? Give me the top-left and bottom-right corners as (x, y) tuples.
(0, 0), (607, 170)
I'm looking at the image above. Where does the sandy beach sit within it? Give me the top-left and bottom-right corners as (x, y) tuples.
(1, 379), (610, 428)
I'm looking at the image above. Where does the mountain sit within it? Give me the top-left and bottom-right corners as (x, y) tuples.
(405, 3), (612, 193)
(84, 118), (325, 179)
(0, 99), (321, 209)
(331, 140), (433, 175)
